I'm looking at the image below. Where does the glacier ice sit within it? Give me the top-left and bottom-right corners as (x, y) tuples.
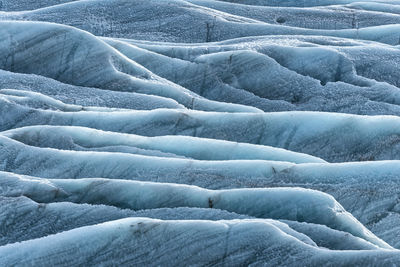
(3, 125), (326, 163)
(2, 0), (400, 265)
(3, 171), (389, 248)
(2, 217), (400, 266)
(4, 99), (400, 162)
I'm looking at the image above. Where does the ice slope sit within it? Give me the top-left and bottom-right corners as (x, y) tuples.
(3, 130), (400, 246)
(345, 2), (400, 14)
(13, 0), (400, 30)
(3, 98), (400, 162)
(0, 70), (184, 110)
(0, 0), (78, 11)
(2, 171), (392, 251)
(3, 217), (400, 266)
(217, 0), (400, 8)
(3, 0), (400, 265)
(0, 0), (398, 44)
(5, 16), (396, 115)
(3, 0), (400, 44)
(3, 125), (326, 163)
(107, 37), (400, 114)
(3, 20), (400, 115)
(0, 196), (258, 246)
(4, 173), (389, 247)
(0, 21), (259, 113)
(3, 195), (384, 251)
(190, 0), (400, 29)
(127, 35), (400, 87)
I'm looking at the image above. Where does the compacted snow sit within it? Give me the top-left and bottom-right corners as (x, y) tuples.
(2, 0), (400, 265)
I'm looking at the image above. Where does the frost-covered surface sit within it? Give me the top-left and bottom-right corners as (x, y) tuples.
(2, 0), (400, 265)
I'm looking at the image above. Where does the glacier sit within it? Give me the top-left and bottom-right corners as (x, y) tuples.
(2, 0), (400, 265)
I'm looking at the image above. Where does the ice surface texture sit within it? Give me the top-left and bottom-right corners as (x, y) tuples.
(2, 0), (400, 265)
